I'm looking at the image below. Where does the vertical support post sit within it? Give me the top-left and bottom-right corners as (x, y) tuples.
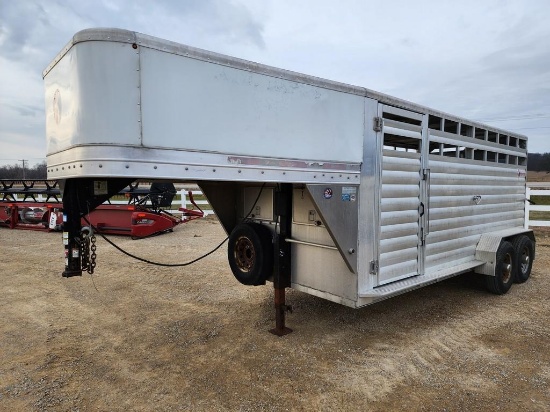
(9, 204), (18, 229)
(62, 179), (83, 277)
(181, 189), (188, 210)
(270, 183), (293, 336)
(525, 187), (530, 229)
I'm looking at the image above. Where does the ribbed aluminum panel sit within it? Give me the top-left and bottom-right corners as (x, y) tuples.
(378, 150), (421, 285)
(424, 155), (525, 275)
(380, 222), (418, 240)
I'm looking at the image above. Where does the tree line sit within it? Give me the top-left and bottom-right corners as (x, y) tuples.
(528, 153), (550, 172)
(0, 153), (548, 180)
(0, 161), (48, 179)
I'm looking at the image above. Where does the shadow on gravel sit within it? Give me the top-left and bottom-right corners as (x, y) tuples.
(252, 270), (497, 341)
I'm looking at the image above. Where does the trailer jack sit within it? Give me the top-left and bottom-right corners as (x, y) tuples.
(270, 183), (293, 336)
(62, 178), (134, 277)
(270, 287), (293, 336)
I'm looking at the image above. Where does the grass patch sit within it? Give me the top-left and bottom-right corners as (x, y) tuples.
(530, 193), (550, 221)
(531, 195), (550, 205)
(530, 211), (550, 221)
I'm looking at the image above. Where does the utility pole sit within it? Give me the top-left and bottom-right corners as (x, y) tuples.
(19, 159), (27, 179)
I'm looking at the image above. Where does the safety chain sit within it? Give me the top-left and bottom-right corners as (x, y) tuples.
(80, 235), (90, 272)
(89, 234), (97, 274)
(79, 229), (97, 274)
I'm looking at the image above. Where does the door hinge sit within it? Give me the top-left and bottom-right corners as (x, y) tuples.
(369, 260), (379, 275)
(373, 117), (383, 132)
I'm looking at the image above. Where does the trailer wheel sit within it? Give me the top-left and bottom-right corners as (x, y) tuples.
(228, 223), (273, 286)
(512, 235), (534, 283)
(485, 241), (515, 295)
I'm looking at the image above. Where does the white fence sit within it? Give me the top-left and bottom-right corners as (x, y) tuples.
(526, 184), (550, 228)
(107, 189), (214, 216)
(8, 186), (550, 226)
(178, 190), (213, 216)
(5, 188), (214, 217)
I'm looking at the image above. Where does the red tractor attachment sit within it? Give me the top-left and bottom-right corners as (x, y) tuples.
(0, 180), (203, 238)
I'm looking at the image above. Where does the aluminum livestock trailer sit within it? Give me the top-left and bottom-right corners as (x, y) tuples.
(44, 29), (535, 334)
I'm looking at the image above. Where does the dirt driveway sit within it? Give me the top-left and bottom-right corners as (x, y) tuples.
(1, 220), (549, 411)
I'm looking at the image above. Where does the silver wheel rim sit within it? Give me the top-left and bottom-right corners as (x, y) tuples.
(520, 246), (530, 274)
(502, 252), (513, 284)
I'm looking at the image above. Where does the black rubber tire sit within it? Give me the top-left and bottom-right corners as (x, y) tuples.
(227, 223), (274, 286)
(512, 235), (534, 284)
(485, 241), (515, 295)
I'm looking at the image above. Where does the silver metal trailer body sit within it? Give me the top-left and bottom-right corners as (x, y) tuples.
(44, 29), (535, 325)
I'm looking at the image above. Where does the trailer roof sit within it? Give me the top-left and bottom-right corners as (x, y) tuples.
(44, 28), (527, 141)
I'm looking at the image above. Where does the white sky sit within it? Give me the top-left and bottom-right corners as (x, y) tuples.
(1, 0), (549, 167)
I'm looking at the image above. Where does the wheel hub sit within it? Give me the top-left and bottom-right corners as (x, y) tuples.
(502, 252), (513, 283)
(520, 247), (530, 273)
(234, 236), (255, 272)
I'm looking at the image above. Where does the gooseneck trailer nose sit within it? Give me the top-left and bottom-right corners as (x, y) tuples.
(44, 28), (535, 334)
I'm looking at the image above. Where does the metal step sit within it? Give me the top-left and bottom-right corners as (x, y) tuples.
(359, 260), (484, 298)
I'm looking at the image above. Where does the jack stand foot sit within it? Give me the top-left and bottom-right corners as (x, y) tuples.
(62, 269), (82, 278)
(269, 326), (293, 336)
(269, 287), (293, 336)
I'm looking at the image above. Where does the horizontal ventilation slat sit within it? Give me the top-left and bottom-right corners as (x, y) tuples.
(383, 118), (423, 133)
(378, 261), (417, 285)
(382, 170), (421, 184)
(429, 210), (524, 233)
(426, 220), (524, 248)
(430, 173), (524, 185)
(430, 185), (524, 196)
(427, 154), (523, 170)
(381, 210), (419, 226)
(384, 125), (422, 140)
(380, 235), (419, 254)
(380, 248), (418, 267)
(383, 105), (424, 121)
(382, 150), (421, 161)
(380, 222), (418, 239)
(425, 250), (478, 274)
(382, 185), (420, 198)
(429, 159), (526, 176)
(381, 198), (420, 212)
(429, 202), (524, 220)
(425, 234), (481, 256)
(430, 194), (525, 208)
(429, 131), (526, 156)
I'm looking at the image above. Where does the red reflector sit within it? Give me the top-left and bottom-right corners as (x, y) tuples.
(137, 213), (146, 217)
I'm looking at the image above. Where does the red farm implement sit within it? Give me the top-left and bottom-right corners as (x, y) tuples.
(0, 180), (203, 238)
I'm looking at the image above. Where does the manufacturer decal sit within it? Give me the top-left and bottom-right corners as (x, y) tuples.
(342, 186), (357, 202)
(323, 188), (333, 199)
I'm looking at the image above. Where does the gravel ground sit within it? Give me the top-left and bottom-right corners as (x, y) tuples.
(1, 221), (549, 411)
